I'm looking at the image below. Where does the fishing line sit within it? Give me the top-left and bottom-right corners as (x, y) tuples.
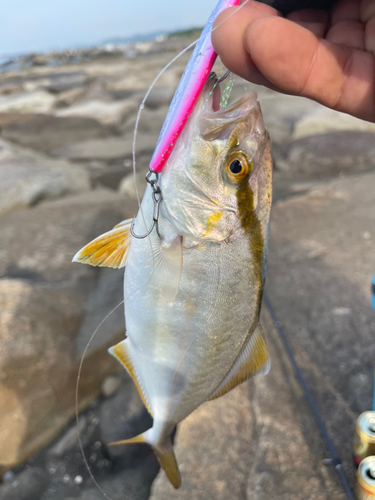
(75, 299), (126, 500)
(263, 291), (355, 500)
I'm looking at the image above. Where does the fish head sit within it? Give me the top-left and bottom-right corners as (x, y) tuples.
(160, 77), (272, 243)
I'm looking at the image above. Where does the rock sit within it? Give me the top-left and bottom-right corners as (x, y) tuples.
(99, 373), (152, 459)
(276, 131), (375, 179)
(0, 189), (139, 468)
(55, 99), (139, 126)
(118, 169), (148, 199)
(43, 72), (87, 94)
(259, 94), (320, 133)
(0, 84), (23, 96)
(121, 105), (168, 134)
(266, 170), (375, 493)
(1, 114), (111, 154)
(0, 467), (50, 500)
(0, 91), (56, 113)
(0, 140), (91, 215)
(293, 106), (375, 139)
(101, 376), (121, 398)
(48, 417), (87, 457)
(144, 86), (174, 109)
(52, 132), (158, 162)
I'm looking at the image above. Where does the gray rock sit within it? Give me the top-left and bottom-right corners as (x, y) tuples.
(101, 376), (121, 398)
(1, 114), (111, 154)
(293, 106), (375, 139)
(43, 72), (87, 94)
(277, 131), (375, 179)
(0, 467), (50, 500)
(118, 170), (148, 199)
(99, 373), (152, 458)
(0, 91), (56, 113)
(121, 105), (168, 134)
(266, 170), (375, 493)
(55, 98), (139, 126)
(144, 86), (174, 109)
(0, 140), (91, 215)
(0, 189), (138, 468)
(52, 132), (158, 162)
(48, 417), (87, 457)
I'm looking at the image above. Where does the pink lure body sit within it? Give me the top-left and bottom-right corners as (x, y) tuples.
(149, 0), (241, 173)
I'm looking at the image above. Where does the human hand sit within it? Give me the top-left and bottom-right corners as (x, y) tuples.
(212, 0), (375, 122)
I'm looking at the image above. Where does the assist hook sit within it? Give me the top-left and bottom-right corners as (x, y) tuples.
(130, 171), (163, 240)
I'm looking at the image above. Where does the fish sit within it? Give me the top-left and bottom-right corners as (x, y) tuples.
(73, 76), (273, 489)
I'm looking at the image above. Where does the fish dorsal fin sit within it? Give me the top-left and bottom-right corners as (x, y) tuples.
(208, 323), (270, 401)
(145, 235), (183, 303)
(108, 340), (153, 416)
(72, 219), (132, 269)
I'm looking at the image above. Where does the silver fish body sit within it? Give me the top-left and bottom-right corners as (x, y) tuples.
(74, 79), (272, 488)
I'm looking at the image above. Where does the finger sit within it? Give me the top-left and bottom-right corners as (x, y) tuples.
(361, 0), (375, 22)
(326, 20), (365, 50)
(366, 16), (375, 53)
(212, 5), (279, 88)
(331, 0), (361, 24)
(243, 16), (375, 121)
(287, 9), (329, 38)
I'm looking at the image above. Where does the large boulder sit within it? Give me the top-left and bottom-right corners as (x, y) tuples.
(0, 140), (91, 215)
(55, 99), (139, 126)
(275, 131), (375, 179)
(0, 189), (138, 471)
(0, 113), (112, 154)
(0, 91), (56, 114)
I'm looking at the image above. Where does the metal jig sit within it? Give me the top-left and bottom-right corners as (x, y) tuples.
(130, 171), (163, 240)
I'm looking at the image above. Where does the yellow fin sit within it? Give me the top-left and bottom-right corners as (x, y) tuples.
(109, 431), (181, 489)
(108, 340), (153, 416)
(208, 323), (270, 401)
(109, 432), (146, 447)
(153, 446), (181, 489)
(72, 218), (132, 268)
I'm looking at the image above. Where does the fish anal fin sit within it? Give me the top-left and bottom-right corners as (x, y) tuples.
(72, 218), (132, 269)
(108, 340), (153, 416)
(109, 431), (181, 489)
(208, 323), (270, 401)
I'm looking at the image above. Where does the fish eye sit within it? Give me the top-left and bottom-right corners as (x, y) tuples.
(229, 160), (242, 174)
(225, 151), (252, 184)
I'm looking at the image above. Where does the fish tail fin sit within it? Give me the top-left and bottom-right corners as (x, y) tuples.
(152, 440), (181, 489)
(109, 430), (181, 489)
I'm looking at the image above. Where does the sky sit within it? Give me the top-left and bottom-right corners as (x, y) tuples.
(1, 0), (213, 56)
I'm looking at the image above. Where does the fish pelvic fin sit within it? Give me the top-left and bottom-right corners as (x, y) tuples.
(108, 340), (153, 416)
(208, 323), (270, 401)
(109, 431), (181, 489)
(72, 218), (132, 268)
(145, 235), (183, 303)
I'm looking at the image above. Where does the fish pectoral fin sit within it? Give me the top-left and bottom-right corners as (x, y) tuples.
(72, 218), (132, 269)
(108, 340), (153, 416)
(208, 323), (270, 401)
(145, 235), (183, 303)
(109, 431), (181, 489)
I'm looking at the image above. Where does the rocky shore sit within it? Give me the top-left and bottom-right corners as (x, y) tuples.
(0, 35), (374, 500)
